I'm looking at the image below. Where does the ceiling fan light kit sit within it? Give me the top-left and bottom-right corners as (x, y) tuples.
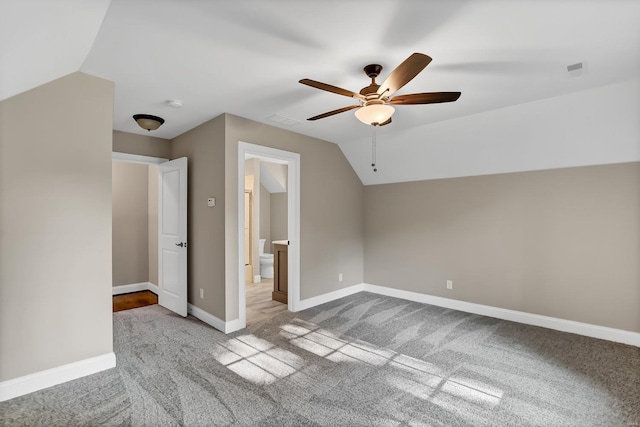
(133, 114), (165, 131)
(355, 103), (395, 126)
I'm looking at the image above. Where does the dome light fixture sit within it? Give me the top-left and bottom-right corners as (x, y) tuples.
(354, 103), (395, 126)
(133, 114), (165, 131)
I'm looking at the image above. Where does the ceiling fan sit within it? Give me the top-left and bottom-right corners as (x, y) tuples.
(299, 53), (461, 126)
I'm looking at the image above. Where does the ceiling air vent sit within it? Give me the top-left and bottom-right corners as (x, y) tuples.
(566, 61), (587, 77)
(567, 62), (583, 72)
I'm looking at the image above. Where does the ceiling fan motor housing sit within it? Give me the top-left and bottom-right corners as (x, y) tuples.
(364, 64), (383, 78)
(361, 64), (384, 96)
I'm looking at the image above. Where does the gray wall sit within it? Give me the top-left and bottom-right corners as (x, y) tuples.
(270, 193), (288, 244)
(364, 162), (640, 333)
(170, 113), (364, 321)
(225, 114), (365, 319)
(0, 72), (114, 381)
(112, 161), (149, 286)
(113, 130), (171, 159)
(171, 115), (226, 317)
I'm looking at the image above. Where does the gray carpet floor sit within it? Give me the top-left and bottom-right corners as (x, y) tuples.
(2, 292), (639, 426)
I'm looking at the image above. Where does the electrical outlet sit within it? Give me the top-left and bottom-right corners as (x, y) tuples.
(338, 273), (343, 282)
(446, 280), (453, 290)
(200, 288), (204, 299)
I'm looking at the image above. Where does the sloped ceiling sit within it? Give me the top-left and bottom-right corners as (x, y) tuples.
(3, 0), (639, 184)
(0, 0), (111, 100)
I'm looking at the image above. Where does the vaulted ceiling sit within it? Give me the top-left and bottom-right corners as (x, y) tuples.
(2, 0), (639, 184)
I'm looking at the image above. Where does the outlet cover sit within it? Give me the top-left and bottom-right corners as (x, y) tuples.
(446, 280), (453, 290)
(338, 273), (343, 282)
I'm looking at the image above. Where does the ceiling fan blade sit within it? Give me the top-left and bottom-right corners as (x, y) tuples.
(377, 53), (432, 97)
(299, 79), (365, 100)
(307, 105), (361, 121)
(389, 92), (461, 105)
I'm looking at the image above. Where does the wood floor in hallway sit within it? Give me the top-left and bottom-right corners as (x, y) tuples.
(246, 279), (288, 325)
(113, 291), (157, 312)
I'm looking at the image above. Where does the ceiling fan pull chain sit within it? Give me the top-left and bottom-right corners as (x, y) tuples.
(372, 126), (378, 172)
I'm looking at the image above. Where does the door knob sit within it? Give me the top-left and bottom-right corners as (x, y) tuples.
(175, 242), (188, 247)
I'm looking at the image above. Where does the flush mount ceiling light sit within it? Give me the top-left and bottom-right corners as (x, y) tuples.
(133, 114), (165, 131)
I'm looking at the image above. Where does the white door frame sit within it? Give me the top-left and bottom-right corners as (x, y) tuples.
(238, 142), (301, 329)
(112, 152), (168, 165)
(111, 151), (168, 296)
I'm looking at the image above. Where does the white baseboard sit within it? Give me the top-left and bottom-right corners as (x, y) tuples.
(147, 283), (159, 294)
(112, 282), (158, 295)
(187, 304), (243, 334)
(0, 352), (116, 402)
(296, 283), (365, 311)
(363, 284), (640, 347)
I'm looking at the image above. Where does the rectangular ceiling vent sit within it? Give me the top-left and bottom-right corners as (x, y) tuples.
(566, 61), (587, 77)
(266, 113), (300, 127)
(567, 62), (583, 72)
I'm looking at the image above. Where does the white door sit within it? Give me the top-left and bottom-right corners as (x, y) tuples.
(158, 157), (188, 316)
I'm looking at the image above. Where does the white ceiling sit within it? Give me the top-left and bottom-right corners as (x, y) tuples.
(3, 0), (639, 184)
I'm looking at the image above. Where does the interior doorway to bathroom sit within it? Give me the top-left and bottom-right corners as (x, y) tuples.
(243, 156), (289, 324)
(238, 142), (300, 329)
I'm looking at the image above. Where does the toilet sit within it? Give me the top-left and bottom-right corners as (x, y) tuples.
(259, 239), (274, 279)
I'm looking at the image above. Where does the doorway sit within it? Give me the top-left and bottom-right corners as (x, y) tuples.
(237, 142), (300, 330)
(111, 152), (188, 317)
(244, 157), (290, 324)
(111, 156), (160, 311)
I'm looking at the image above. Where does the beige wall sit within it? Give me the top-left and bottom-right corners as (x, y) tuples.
(112, 161), (149, 286)
(364, 162), (640, 332)
(148, 164), (159, 285)
(0, 72), (114, 381)
(270, 193), (288, 244)
(225, 114), (364, 319)
(113, 130), (171, 159)
(260, 184), (271, 245)
(171, 115), (226, 317)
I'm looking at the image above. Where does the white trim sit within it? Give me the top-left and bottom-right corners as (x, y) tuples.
(0, 353), (116, 402)
(225, 319), (244, 334)
(112, 282), (152, 295)
(297, 284), (365, 311)
(112, 282), (158, 295)
(111, 151), (168, 164)
(363, 284), (640, 347)
(237, 142), (301, 328)
(187, 304), (244, 334)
